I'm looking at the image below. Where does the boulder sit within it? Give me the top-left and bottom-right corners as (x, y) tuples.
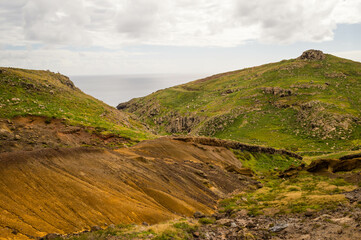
(193, 211), (205, 218)
(299, 50), (325, 61)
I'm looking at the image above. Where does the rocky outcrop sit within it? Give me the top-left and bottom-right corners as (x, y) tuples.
(262, 87), (293, 97)
(165, 114), (201, 133)
(299, 49), (325, 61)
(340, 153), (361, 160)
(296, 101), (356, 139)
(55, 74), (76, 89)
(197, 110), (242, 136)
(306, 158), (361, 173)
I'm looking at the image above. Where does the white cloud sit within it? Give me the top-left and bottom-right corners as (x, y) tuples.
(233, 0), (339, 44)
(0, 0), (360, 75)
(1, 0), (360, 48)
(22, 0), (91, 45)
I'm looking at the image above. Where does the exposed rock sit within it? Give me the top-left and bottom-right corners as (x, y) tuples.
(296, 101), (355, 139)
(262, 87), (293, 97)
(192, 231), (200, 238)
(0, 129), (12, 140)
(306, 158), (361, 173)
(221, 88), (242, 95)
(344, 188), (361, 203)
(194, 211), (206, 219)
(304, 211), (314, 217)
(216, 218), (232, 226)
(269, 223), (288, 232)
(340, 153), (361, 160)
(325, 72), (347, 79)
(56, 74), (76, 89)
(290, 83), (327, 90)
(197, 109), (243, 136)
(279, 164), (306, 178)
(116, 102), (129, 110)
(166, 114), (201, 133)
(299, 50), (325, 61)
(200, 206), (361, 240)
(230, 222), (238, 228)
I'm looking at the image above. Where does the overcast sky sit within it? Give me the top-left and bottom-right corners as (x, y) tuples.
(0, 0), (361, 76)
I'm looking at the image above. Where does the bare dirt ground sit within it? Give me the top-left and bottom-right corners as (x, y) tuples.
(0, 116), (129, 153)
(0, 135), (258, 239)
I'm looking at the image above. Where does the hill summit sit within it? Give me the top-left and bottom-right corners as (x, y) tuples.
(299, 49), (325, 60)
(118, 50), (361, 153)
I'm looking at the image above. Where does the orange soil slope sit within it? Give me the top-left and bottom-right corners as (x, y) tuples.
(0, 137), (253, 239)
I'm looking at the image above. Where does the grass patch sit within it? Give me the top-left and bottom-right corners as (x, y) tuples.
(232, 149), (303, 174)
(198, 218), (215, 225)
(219, 172), (356, 216)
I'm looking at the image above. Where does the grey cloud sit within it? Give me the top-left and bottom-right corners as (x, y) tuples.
(116, 0), (163, 38)
(234, 0), (338, 43)
(0, 0), (361, 48)
(23, 0), (91, 45)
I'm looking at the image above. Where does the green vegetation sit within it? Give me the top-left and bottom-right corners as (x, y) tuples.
(0, 67), (152, 142)
(198, 217), (215, 225)
(121, 52), (361, 153)
(219, 172), (355, 216)
(232, 150), (303, 173)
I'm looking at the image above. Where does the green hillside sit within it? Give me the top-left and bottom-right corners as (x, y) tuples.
(118, 50), (361, 153)
(0, 67), (151, 142)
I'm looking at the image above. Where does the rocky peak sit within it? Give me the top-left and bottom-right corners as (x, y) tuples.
(299, 49), (325, 61)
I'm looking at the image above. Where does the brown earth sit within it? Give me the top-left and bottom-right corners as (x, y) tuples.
(0, 116), (130, 153)
(0, 136), (260, 239)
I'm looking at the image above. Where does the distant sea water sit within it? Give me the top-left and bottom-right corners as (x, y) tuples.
(70, 73), (207, 107)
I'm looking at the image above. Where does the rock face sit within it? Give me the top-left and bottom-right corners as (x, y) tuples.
(296, 101), (356, 139)
(306, 158), (361, 173)
(299, 49), (325, 60)
(166, 114), (201, 133)
(262, 87), (293, 97)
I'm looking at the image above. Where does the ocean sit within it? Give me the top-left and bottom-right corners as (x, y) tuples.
(70, 73), (206, 107)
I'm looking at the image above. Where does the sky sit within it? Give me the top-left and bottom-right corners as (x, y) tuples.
(0, 0), (361, 77)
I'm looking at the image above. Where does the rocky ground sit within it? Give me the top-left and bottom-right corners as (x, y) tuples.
(197, 201), (361, 240)
(48, 188), (361, 240)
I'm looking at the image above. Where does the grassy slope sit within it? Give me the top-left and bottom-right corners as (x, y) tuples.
(122, 53), (361, 153)
(0, 67), (151, 141)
